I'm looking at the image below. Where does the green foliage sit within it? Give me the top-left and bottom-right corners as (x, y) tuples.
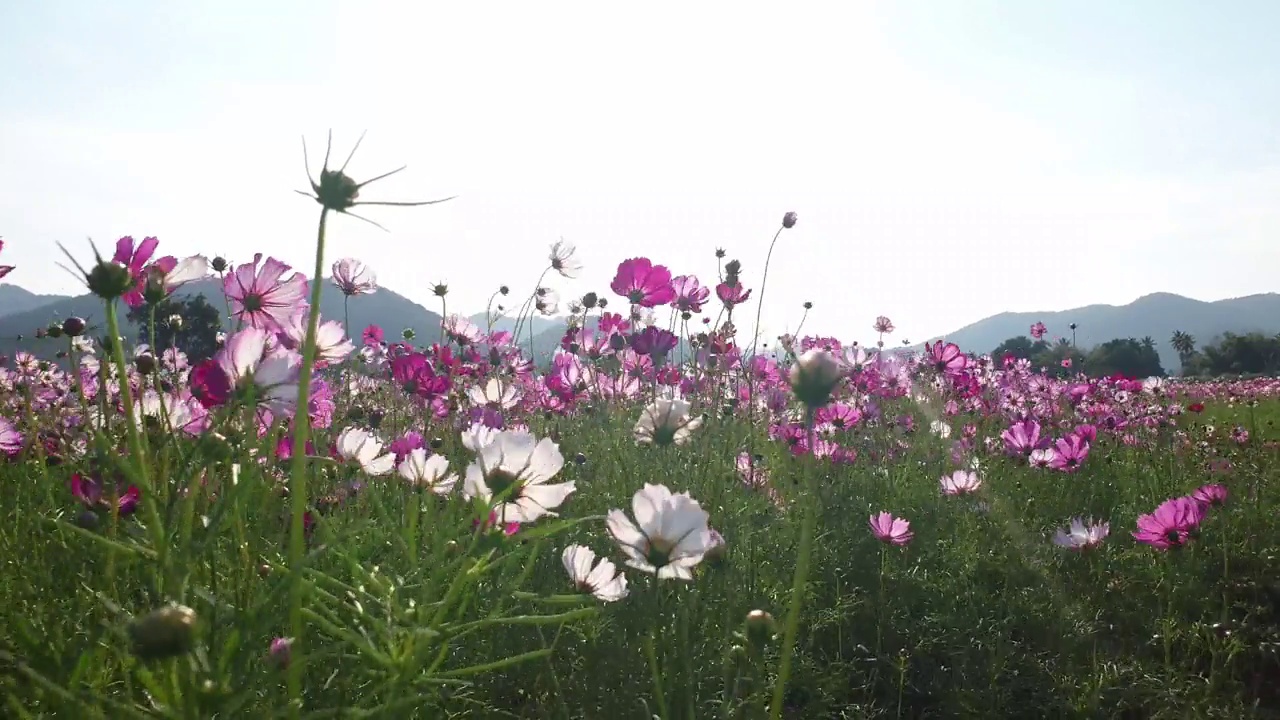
(1083, 337), (1166, 378)
(126, 294), (223, 363)
(1183, 332), (1280, 377)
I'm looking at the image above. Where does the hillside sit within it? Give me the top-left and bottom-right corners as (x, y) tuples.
(0, 278), (443, 360)
(928, 292), (1280, 371)
(0, 284), (72, 319)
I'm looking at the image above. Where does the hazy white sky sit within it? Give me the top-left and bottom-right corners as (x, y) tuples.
(1, 1), (1277, 346)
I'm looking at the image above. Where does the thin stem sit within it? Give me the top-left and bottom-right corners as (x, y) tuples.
(769, 405), (819, 720)
(285, 205), (331, 717)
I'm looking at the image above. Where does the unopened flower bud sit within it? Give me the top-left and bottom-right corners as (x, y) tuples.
(402, 328), (415, 340)
(62, 317), (87, 337)
(86, 260), (135, 300)
(744, 609), (776, 649)
(789, 348), (842, 408)
(581, 292), (598, 310)
(168, 314), (184, 330)
(46, 324), (64, 339)
(597, 298), (608, 309)
(499, 285), (509, 295)
(609, 333), (626, 352)
(267, 637), (293, 669)
(211, 256), (228, 273)
(135, 353), (157, 375)
(782, 211), (798, 228)
(128, 603), (197, 660)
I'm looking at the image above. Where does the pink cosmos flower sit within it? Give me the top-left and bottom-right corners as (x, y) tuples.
(332, 257), (377, 296)
(715, 281), (752, 308)
(113, 236), (160, 307)
(873, 316), (895, 335)
(940, 470), (982, 495)
(1001, 418), (1044, 456)
(1191, 483), (1228, 509)
(610, 258), (675, 307)
(926, 340), (970, 377)
(223, 254), (309, 332)
(1030, 322), (1047, 340)
(1048, 433), (1090, 472)
(1133, 496), (1204, 550)
(670, 275), (710, 313)
(869, 512), (913, 546)
(0, 416), (22, 457)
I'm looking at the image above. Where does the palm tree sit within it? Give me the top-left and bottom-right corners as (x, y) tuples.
(1171, 330), (1197, 374)
(1141, 336), (1156, 351)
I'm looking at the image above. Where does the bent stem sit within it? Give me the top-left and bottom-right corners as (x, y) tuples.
(286, 205), (331, 717)
(769, 406), (819, 719)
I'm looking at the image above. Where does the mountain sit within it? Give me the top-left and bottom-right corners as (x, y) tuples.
(0, 278), (443, 360)
(0, 284), (73, 319)
(927, 292), (1280, 371)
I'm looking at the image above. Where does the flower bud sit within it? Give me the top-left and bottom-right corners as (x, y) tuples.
(789, 348), (842, 408)
(402, 328), (415, 340)
(62, 317), (87, 337)
(782, 211), (798, 228)
(744, 609), (776, 649)
(135, 353), (157, 376)
(581, 292), (598, 310)
(267, 637), (293, 669)
(609, 333), (627, 352)
(168, 314), (184, 330)
(86, 260), (135, 300)
(128, 603), (197, 660)
(211, 256), (228, 273)
(47, 324), (64, 339)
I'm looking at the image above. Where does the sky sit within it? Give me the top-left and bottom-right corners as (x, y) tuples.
(1, 0), (1277, 347)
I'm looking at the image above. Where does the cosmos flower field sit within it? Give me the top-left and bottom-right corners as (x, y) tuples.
(1, 155), (1279, 719)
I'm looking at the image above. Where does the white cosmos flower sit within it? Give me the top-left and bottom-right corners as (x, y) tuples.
(561, 545), (628, 602)
(331, 257), (378, 296)
(633, 398), (703, 446)
(940, 470), (982, 496)
(535, 287), (560, 316)
(397, 448), (457, 494)
(467, 377), (522, 410)
(929, 420), (952, 439)
(1053, 517), (1110, 550)
(461, 422), (499, 452)
(549, 239), (583, 279)
(335, 426), (395, 476)
(606, 483), (714, 581)
(133, 389), (209, 436)
(462, 430), (575, 523)
(162, 255), (209, 292)
(284, 314), (355, 366)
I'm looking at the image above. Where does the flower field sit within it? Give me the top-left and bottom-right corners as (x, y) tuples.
(1, 154), (1279, 719)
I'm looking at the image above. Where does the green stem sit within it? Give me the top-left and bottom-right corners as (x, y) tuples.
(769, 406), (819, 719)
(286, 205), (331, 717)
(104, 300), (169, 594)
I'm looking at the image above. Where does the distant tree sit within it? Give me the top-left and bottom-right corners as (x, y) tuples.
(1083, 337), (1165, 378)
(1170, 330), (1197, 374)
(1184, 332), (1280, 377)
(126, 294), (223, 363)
(991, 336), (1050, 363)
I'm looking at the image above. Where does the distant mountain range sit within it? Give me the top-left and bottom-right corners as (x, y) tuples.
(0, 279), (446, 360)
(924, 292), (1280, 371)
(1, 282), (1274, 373)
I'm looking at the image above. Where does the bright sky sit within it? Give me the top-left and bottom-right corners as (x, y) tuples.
(1, 1), (1277, 346)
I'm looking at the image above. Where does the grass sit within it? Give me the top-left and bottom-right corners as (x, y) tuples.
(1, 377), (1277, 718)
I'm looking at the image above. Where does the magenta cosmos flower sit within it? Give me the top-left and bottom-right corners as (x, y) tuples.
(610, 258), (675, 307)
(926, 340), (970, 377)
(869, 512), (913, 546)
(1030, 322), (1047, 340)
(1191, 483), (1228, 509)
(223, 254), (309, 332)
(1132, 496), (1204, 550)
